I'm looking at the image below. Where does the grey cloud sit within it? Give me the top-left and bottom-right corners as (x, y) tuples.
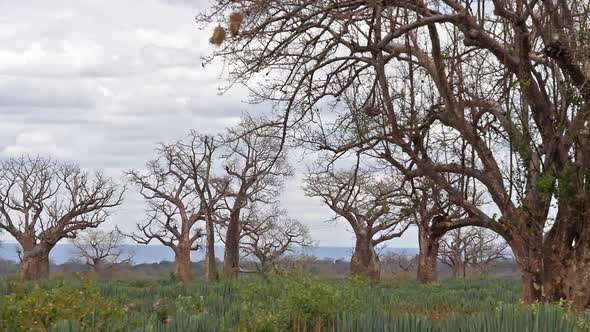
(0, 78), (95, 109)
(140, 44), (200, 69)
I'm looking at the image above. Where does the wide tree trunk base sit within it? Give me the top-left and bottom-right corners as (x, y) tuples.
(21, 252), (50, 281)
(223, 255), (240, 280)
(417, 230), (440, 284)
(351, 239), (380, 281)
(175, 250), (192, 283)
(417, 259), (438, 284)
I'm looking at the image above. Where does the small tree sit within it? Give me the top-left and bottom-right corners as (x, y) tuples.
(0, 156), (124, 280)
(72, 229), (133, 276)
(381, 251), (418, 275)
(126, 145), (205, 282)
(240, 206), (314, 274)
(467, 228), (509, 275)
(439, 227), (508, 278)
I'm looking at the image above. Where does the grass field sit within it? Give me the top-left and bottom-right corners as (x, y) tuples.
(0, 274), (589, 331)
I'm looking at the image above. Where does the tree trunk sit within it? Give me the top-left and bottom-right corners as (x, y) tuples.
(417, 225), (441, 284)
(204, 218), (218, 281)
(174, 246), (192, 283)
(223, 213), (241, 279)
(506, 221), (547, 304)
(539, 194), (590, 308)
(453, 261), (466, 278)
(21, 245), (51, 280)
(542, 254), (590, 308)
(509, 196), (589, 307)
(350, 235), (380, 281)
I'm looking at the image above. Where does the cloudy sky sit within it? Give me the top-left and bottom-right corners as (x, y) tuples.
(0, 0), (418, 247)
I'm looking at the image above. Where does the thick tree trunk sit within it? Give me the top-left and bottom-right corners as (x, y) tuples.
(540, 195), (590, 308)
(204, 218), (218, 281)
(505, 225), (545, 304)
(350, 235), (380, 281)
(93, 261), (113, 279)
(223, 213), (241, 279)
(453, 262), (466, 278)
(174, 246), (192, 283)
(20, 245), (51, 280)
(417, 226), (441, 284)
(543, 255), (590, 308)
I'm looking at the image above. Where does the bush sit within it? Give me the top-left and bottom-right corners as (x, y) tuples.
(0, 279), (123, 331)
(237, 274), (363, 330)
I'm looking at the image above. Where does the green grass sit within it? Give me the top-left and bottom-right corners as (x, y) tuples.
(0, 274), (588, 331)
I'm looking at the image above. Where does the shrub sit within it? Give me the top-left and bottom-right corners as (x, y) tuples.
(0, 279), (123, 331)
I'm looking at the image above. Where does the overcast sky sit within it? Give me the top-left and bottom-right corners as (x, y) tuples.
(0, 0), (418, 247)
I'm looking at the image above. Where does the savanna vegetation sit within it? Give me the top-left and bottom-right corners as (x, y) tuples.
(1, 275), (589, 332)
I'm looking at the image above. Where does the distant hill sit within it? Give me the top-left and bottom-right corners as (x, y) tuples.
(0, 243), (418, 264)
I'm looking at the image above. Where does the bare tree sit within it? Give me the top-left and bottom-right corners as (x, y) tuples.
(71, 229), (133, 276)
(176, 133), (229, 282)
(218, 117), (293, 279)
(125, 145), (204, 282)
(410, 184), (479, 284)
(439, 227), (508, 278)
(381, 251), (418, 275)
(439, 228), (473, 279)
(304, 158), (411, 281)
(240, 206), (314, 274)
(197, 0), (590, 306)
(0, 156), (124, 280)
(467, 227), (509, 275)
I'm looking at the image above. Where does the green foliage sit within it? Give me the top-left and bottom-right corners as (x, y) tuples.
(537, 174), (557, 194)
(517, 79), (531, 91)
(237, 274), (362, 330)
(556, 165), (576, 199)
(175, 295), (205, 316)
(0, 278), (123, 331)
(0, 276), (588, 331)
(537, 165), (577, 200)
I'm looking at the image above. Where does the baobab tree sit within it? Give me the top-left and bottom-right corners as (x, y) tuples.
(439, 228), (474, 279)
(304, 157), (411, 280)
(240, 206), (314, 274)
(380, 251), (418, 275)
(72, 229), (133, 276)
(439, 227), (508, 278)
(218, 117), (293, 279)
(176, 132), (229, 281)
(297, 95), (464, 284)
(408, 182), (487, 284)
(126, 145), (205, 282)
(469, 228), (509, 275)
(0, 156), (124, 280)
(198, 0), (590, 306)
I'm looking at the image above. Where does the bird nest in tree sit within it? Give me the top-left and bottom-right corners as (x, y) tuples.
(229, 12), (243, 37)
(209, 26), (226, 46)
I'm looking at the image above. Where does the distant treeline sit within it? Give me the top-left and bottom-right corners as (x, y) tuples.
(0, 255), (519, 280)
